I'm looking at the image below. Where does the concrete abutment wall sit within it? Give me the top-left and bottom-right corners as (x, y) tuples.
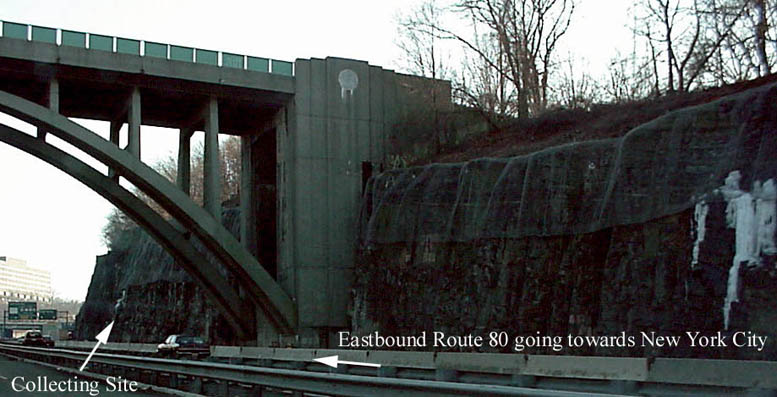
(280, 57), (451, 346)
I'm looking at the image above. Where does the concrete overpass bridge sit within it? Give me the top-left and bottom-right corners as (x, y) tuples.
(0, 21), (449, 346)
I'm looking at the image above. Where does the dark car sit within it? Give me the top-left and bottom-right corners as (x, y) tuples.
(157, 335), (209, 359)
(22, 331), (45, 346)
(42, 335), (55, 347)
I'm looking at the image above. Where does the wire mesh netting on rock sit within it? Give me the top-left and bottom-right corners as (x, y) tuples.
(359, 83), (777, 246)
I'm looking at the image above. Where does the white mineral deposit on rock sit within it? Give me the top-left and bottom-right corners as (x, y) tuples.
(691, 200), (708, 269)
(718, 171), (777, 329)
(755, 179), (776, 258)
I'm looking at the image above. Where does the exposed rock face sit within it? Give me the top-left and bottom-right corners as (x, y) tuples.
(354, 83), (777, 359)
(75, 83), (776, 355)
(75, 209), (242, 345)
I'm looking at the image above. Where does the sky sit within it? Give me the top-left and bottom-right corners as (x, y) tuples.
(0, 0), (632, 301)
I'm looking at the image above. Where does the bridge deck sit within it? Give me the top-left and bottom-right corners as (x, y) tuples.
(0, 29), (294, 135)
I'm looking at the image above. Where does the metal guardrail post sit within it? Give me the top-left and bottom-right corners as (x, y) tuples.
(189, 376), (203, 394)
(128, 366), (139, 383)
(217, 379), (229, 395)
(250, 384), (264, 395)
(147, 370), (158, 386)
(116, 364), (127, 378)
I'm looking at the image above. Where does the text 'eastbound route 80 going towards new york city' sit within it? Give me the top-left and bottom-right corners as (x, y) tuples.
(338, 331), (768, 352)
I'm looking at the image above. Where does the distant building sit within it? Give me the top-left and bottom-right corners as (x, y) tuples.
(0, 256), (53, 302)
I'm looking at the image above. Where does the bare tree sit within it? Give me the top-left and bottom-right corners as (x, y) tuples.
(457, 0), (575, 117)
(397, 0), (451, 81)
(454, 30), (516, 126)
(396, 0), (458, 153)
(734, 0), (774, 76)
(752, 0), (772, 74)
(637, 0), (749, 92)
(689, 0), (776, 86)
(218, 137), (241, 202)
(554, 55), (603, 109)
(401, 0), (574, 119)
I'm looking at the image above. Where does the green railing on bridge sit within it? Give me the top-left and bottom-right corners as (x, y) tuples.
(0, 21), (294, 76)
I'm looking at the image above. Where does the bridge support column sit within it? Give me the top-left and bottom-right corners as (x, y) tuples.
(36, 78), (58, 140)
(127, 87), (141, 159)
(203, 97), (221, 220)
(256, 308), (280, 347)
(177, 128), (192, 195)
(107, 88), (140, 179)
(240, 135), (256, 254)
(108, 121), (121, 182)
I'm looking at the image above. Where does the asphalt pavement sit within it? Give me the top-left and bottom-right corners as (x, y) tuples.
(0, 355), (163, 396)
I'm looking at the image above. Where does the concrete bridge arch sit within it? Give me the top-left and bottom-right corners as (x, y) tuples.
(0, 90), (295, 340)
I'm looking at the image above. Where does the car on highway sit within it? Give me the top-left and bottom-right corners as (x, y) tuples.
(42, 335), (55, 347)
(21, 331), (45, 346)
(157, 335), (210, 359)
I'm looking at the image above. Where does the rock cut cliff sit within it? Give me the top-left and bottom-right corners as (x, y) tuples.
(75, 209), (243, 345)
(354, 82), (777, 359)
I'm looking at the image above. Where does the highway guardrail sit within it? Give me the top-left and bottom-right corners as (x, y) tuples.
(0, 344), (632, 396)
(45, 342), (777, 395)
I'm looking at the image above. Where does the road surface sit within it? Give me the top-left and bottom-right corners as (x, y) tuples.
(0, 354), (163, 396)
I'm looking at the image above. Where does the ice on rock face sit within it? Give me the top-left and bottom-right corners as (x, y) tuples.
(723, 190), (754, 330)
(717, 171), (777, 330)
(756, 179), (776, 257)
(721, 171), (745, 224)
(691, 201), (708, 269)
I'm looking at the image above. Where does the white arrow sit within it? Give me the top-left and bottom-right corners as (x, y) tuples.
(313, 355), (381, 369)
(79, 321), (114, 371)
